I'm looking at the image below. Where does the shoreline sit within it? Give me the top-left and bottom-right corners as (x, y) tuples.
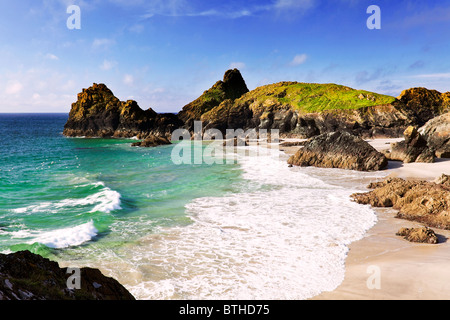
(281, 138), (450, 300)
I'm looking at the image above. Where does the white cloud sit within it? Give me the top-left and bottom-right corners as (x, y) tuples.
(290, 54), (308, 66)
(274, 0), (316, 11)
(5, 80), (23, 95)
(45, 53), (59, 60)
(229, 62), (246, 70)
(123, 74), (134, 85)
(100, 59), (118, 71)
(92, 38), (116, 49)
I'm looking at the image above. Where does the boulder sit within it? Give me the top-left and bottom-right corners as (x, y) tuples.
(352, 177), (450, 229)
(131, 135), (172, 148)
(0, 250), (135, 300)
(287, 131), (388, 171)
(384, 126), (435, 163)
(419, 113), (450, 158)
(396, 227), (439, 244)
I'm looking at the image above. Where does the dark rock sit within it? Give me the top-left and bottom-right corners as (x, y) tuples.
(0, 251), (135, 300)
(131, 135), (172, 148)
(287, 131), (388, 171)
(384, 126), (435, 163)
(178, 69), (249, 131)
(63, 83), (182, 139)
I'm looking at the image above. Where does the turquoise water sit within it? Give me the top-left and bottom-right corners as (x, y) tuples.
(0, 114), (387, 300)
(0, 114), (240, 257)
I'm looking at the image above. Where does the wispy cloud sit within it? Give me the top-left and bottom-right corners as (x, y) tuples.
(400, 5), (450, 28)
(5, 80), (24, 95)
(140, 0), (317, 20)
(100, 59), (118, 71)
(45, 53), (59, 61)
(290, 54), (308, 66)
(123, 74), (134, 85)
(92, 38), (116, 49)
(413, 73), (450, 79)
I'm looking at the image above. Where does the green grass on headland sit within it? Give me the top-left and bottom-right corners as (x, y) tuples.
(241, 82), (397, 113)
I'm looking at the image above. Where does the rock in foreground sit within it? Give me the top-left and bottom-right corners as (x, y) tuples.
(352, 175), (450, 229)
(396, 227), (439, 244)
(287, 131), (388, 171)
(0, 251), (135, 300)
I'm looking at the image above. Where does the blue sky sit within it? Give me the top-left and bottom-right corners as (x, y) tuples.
(1, 0), (450, 113)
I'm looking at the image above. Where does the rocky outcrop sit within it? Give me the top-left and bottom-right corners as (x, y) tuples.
(352, 175), (450, 229)
(396, 227), (439, 244)
(0, 250), (135, 300)
(201, 83), (450, 139)
(64, 74), (449, 143)
(383, 126), (435, 163)
(287, 131), (388, 171)
(419, 112), (450, 158)
(178, 69), (249, 131)
(397, 87), (449, 126)
(131, 135), (171, 147)
(63, 83), (182, 139)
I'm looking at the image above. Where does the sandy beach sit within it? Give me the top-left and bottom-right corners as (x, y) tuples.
(281, 138), (450, 300)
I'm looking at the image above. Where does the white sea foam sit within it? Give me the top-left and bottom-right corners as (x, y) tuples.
(11, 182), (121, 214)
(119, 148), (381, 300)
(29, 220), (98, 249)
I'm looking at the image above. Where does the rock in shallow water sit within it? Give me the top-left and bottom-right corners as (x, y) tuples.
(287, 131), (388, 171)
(131, 135), (172, 148)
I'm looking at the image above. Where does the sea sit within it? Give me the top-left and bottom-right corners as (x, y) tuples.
(0, 113), (389, 300)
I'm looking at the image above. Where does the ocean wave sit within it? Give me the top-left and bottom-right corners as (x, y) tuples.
(10, 182), (122, 214)
(29, 220), (98, 249)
